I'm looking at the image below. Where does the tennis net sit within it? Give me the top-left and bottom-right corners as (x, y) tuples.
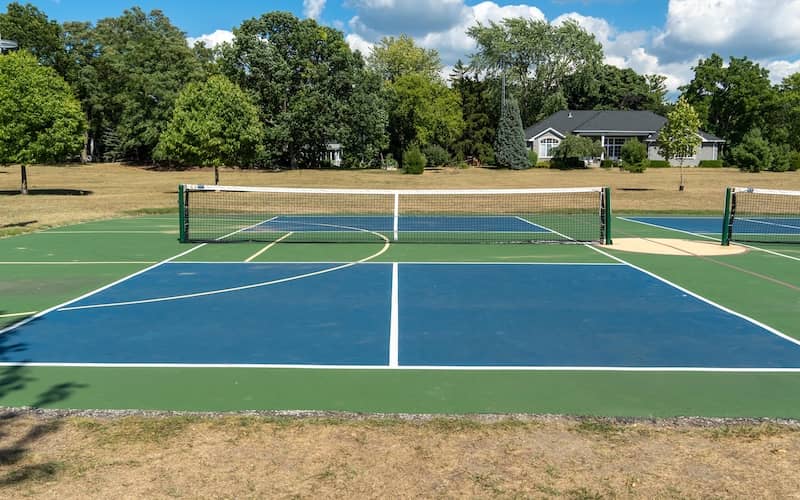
(722, 187), (800, 244)
(179, 184), (612, 244)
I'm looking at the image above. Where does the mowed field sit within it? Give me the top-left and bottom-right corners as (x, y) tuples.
(2, 163), (800, 497)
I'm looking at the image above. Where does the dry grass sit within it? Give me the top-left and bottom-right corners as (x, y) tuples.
(2, 163), (800, 232)
(1, 414), (799, 498)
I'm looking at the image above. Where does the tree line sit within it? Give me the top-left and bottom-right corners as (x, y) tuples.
(1, 2), (799, 176)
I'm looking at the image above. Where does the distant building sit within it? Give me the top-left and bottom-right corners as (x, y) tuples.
(525, 110), (724, 166)
(323, 143), (342, 167)
(0, 36), (19, 54)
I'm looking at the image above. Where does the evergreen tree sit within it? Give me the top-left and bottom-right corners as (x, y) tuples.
(494, 96), (528, 169)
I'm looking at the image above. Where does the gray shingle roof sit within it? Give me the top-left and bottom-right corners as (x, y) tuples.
(524, 110), (724, 143)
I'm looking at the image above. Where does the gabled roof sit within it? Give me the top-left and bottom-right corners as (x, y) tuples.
(524, 110), (724, 143)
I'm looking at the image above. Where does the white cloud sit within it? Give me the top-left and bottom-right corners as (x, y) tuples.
(187, 29), (234, 48)
(762, 59), (800, 84)
(304, 0), (326, 20)
(345, 33), (375, 56)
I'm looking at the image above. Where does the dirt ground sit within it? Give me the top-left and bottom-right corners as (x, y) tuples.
(3, 163), (800, 497)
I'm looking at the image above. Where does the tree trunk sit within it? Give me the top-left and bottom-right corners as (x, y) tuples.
(21, 164), (28, 195)
(679, 159), (685, 191)
(214, 165), (219, 185)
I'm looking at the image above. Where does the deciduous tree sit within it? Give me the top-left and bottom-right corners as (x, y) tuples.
(658, 97), (701, 190)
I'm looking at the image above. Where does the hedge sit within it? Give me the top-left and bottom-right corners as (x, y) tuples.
(698, 159), (724, 168)
(648, 160), (670, 168)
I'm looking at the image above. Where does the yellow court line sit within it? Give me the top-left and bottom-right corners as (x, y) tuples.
(244, 232), (295, 263)
(0, 311), (38, 319)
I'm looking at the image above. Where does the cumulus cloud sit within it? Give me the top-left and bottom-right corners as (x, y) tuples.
(187, 29), (234, 48)
(304, 0), (326, 20)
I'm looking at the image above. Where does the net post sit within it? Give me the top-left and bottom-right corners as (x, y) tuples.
(721, 187), (732, 246)
(603, 187), (612, 245)
(178, 184), (187, 243)
(393, 192), (399, 241)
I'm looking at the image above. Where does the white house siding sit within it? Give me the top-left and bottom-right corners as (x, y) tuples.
(528, 132), (563, 159)
(647, 142), (719, 166)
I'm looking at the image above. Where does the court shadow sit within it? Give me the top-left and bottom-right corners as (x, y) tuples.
(618, 188), (655, 192)
(0, 189), (93, 196)
(0, 321), (87, 486)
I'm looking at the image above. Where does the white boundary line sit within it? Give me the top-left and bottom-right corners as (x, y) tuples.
(389, 263), (399, 368)
(1, 362), (799, 372)
(168, 261), (624, 266)
(40, 231), (176, 234)
(244, 232), (294, 262)
(0, 311), (37, 319)
(0, 261), (157, 265)
(620, 216), (800, 262)
(740, 217), (800, 231)
(183, 184), (604, 196)
(586, 244), (800, 348)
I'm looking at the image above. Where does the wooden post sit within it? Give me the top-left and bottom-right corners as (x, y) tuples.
(20, 164), (28, 194)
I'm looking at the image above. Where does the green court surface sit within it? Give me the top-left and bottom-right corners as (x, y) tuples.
(1, 215), (799, 417)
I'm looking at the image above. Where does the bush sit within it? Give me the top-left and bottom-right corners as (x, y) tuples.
(383, 153), (398, 169)
(698, 159), (724, 168)
(623, 161), (648, 173)
(620, 139), (647, 166)
(527, 149), (538, 168)
(403, 145), (426, 174)
(534, 160), (550, 168)
(600, 159), (615, 168)
(771, 144), (792, 172)
(790, 151), (800, 172)
(423, 144), (450, 168)
(648, 160), (670, 168)
(730, 128), (771, 172)
(550, 157), (587, 170)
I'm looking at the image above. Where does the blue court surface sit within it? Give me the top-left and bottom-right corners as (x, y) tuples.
(625, 216), (800, 236)
(247, 215), (549, 233)
(5, 261), (800, 369)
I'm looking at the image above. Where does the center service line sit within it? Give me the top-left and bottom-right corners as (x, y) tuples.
(389, 262), (399, 368)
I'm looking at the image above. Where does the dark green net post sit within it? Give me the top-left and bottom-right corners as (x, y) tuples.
(721, 187), (732, 246)
(603, 187), (612, 245)
(178, 184), (187, 243)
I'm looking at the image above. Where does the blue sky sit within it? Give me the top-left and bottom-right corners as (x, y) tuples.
(16, 1), (800, 92)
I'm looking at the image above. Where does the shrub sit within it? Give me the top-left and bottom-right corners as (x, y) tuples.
(403, 144), (426, 174)
(771, 144), (792, 172)
(527, 149), (538, 168)
(730, 128), (772, 172)
(790, 151), (800, 171)
(422, 144), (450, 168)
(620, 139), (647, 166)
(534, 160), (550, 168)
(550, 157), (587, 170)
(697, 159), (723, 168)
(624, 161), (648, 173)
(600, 159), (614, 169)
(648, 160), (670, 168)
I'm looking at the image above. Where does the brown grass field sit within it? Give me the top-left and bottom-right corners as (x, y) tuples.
(2, 163), (800, 497)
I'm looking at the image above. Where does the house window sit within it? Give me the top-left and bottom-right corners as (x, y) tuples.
(539, 138), (560, 158)
(604, 137), (627, 160)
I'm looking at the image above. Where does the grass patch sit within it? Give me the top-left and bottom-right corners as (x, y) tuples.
(708, 423), (793, 441)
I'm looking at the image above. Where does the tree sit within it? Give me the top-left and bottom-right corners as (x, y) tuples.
(0, 2), (64, 71)
(728, 128), (773, 172)
(680, 54), (778, 147)
(494, 96), (528, 169)
(154, 76), (264, 184)
(550, 135), (603, 168)
(450, 60), (497, 164)
(367, 35), (441, 83)
(620, 139), (647, 166)
(564, 64), (668, 114)
(91, 8), (205, 162)
(657, 97), (701, 190)
(0, 51), (86, 193)
(467, 18), (603, 124)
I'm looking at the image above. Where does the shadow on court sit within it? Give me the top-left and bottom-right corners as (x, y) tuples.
(0, 189), (93, 196)
(0, 319), (87, 486)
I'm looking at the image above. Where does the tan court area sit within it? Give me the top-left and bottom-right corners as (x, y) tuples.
(607, 238), (749, 256)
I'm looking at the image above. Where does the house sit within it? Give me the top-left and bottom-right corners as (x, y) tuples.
(322, 143), (343, 167)
(524, 110), (724, 166)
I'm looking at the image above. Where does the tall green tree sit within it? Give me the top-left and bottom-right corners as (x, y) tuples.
(680, 54), (778, 147)
(494, 96), (528, 169)
(0, 2), (64, 70)
(222, 11), (385, 168)
(154, 75), (264, 184)
(367, 34), (441, 83)
(776, 73), (800, 152)
(565, 64), (668, 114)
(450, 60), (498, 164)
(657, 97), (701, 191)
(467, 18), (603, 124)
(0, 51), (86, 193)
(91, 8), (204, 162)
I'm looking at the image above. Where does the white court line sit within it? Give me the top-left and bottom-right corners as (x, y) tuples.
(587, 244), (800, 349)
(389, 263), (399, 368)
(619, 216), (800, 262)
(0, 311), (37, 319)
(244, 232), (294, 262)
(0, 218), (276, 335)
(0, 261), (157, 265)
(169, 261), (624, 266)
(0, 362), (800, 372)
(41, 231), (176, 234)
(741, 217), (800, 231)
